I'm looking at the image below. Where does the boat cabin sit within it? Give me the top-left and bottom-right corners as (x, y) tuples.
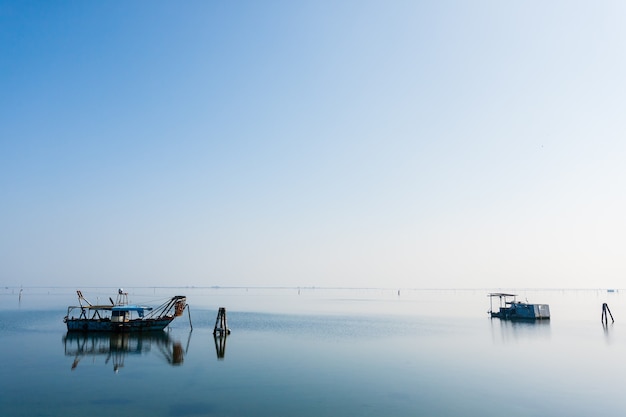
(111, 305), (152, 322)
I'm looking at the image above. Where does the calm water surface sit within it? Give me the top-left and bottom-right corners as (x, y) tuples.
(1, 287), (625, 416)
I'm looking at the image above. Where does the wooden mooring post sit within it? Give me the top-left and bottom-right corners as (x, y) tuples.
(213, 307), (231, 336)
(601, 303), (614, 325)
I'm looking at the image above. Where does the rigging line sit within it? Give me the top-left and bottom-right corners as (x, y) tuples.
(129, 296), (171, 305)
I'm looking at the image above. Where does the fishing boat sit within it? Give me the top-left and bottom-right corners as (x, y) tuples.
(488, 293), (550, 320)
(64, 289), (187, 332)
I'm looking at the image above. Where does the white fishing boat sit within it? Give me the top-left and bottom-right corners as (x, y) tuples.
(64, 289), (187, 332)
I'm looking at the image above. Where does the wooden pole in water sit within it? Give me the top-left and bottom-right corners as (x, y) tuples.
(213, 307), (231, 336)
(186, 305), (193, 330)
(602, 303), (614, 325)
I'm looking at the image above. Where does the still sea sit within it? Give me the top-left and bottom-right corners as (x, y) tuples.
(1, 287), (625, 417)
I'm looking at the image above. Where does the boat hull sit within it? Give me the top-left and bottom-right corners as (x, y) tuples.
(491, 303), (550, 320)
(66, 317), (174, 332)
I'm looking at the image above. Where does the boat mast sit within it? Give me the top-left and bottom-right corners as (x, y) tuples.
(76, 290), (93, 307)
(114, 288), (129, 306)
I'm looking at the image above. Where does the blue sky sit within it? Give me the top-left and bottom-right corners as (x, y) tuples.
(2, 1), (626, 289)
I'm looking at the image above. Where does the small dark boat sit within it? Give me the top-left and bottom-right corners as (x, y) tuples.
(488, 293), (550, 320)
(64, 289), (187, 332)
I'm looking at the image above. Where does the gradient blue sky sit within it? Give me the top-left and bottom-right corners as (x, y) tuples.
(2, 1), (626, 289)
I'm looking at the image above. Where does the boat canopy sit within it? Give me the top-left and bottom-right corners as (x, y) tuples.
(112, 305), (153, 317)
(488, 293), (517, 298)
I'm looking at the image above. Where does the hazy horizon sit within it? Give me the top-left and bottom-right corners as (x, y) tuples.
(4, 280), (623, 290)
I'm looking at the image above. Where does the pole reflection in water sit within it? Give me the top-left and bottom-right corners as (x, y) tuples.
(63, 331), (191, 372)
(213, 334), (228, 360)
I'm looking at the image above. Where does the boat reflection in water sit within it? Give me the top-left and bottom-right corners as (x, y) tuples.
(489, 317), (551, 344)
(63, 331), (191, 372)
